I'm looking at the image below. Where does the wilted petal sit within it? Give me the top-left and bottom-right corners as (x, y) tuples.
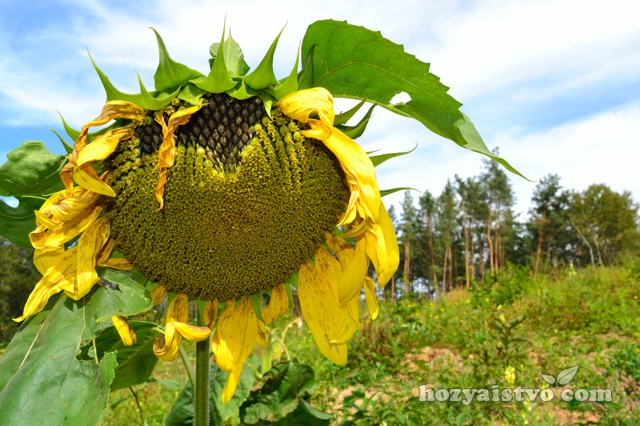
(262, 284), (288, 325)
(363, 277), (379, 320)
(69, 217), (110, 300)
(112, 316), (137, 346)
(150, 285), (168, 306)
(298, 262), (348, 365)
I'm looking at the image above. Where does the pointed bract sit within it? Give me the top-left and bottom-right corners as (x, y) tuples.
(244, 26), (285, 91)
(194, 26), (237, 93)
(151, 28), (204, 93)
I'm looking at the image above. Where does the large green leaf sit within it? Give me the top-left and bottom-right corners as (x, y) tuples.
(240, 361), (316, 424)
(77, 321), (160, 391)
(300, 20), (525, 178)
(0, 269), (151, 426)
(209, 30), (251, 77)
(0, 141), (67, 197)
(271, 399), (332, 426)
(165, 361), (255, 426)
(0, 196), (43, 248)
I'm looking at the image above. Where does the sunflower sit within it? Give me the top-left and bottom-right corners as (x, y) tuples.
(14, 27), (399, 403)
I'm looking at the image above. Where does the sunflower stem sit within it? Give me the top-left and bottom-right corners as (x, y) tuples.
(194, 299), (210, 426)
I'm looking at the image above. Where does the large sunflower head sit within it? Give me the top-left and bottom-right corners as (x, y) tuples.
(16, 26), (400, 403)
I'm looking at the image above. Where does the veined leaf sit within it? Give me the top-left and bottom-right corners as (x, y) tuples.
(77, 321), (160, 391)
(152, 28), (204, 93)
(0, 141), (67, 197)
(209, 29), (251, 77)
(300, 20), (525, 178)
(369, 143), (418, 167)
(0, 197), (42, 248)
(0, 271), (151, 425)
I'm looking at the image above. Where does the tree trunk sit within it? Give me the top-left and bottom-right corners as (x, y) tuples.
(479, 236), (485, 282)
(461, 203), (470, 288)
(470, 216), (476, 282)
(403, 237), (411, 294)
(426, 211), (437, 294)
(441, 244), (448, 295)
(487, 203), (495, 276)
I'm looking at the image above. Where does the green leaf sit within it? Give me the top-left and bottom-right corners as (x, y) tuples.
(380, 187), (418, 197)
(0, 197), (42, 248)
(58, 111), (81, 142)
(335, 104), (375, 139)
(194, 25), (238, 94)
(165, 362), (255, 426)
(151, 28), (204, 93)
(556, 365), (579, 386)
(369, 143), (418, 167)
(272, 399), (332, 426)
(300, 20), (526, 179)
(78, 321), (160, 391)
(177, 82), (207, 105)
(88, 50), (146, 105)
(272, 46), (300, 100)
(209, 29), (251, 77)
(244, 26), (285, 91)
(240, 361), (316, 424)
(334, 99), (366, 126)
(0, 272), (151, 426)
(227, 80), (258, 101)
(0, 141), (67, 197)
(136, 72), (180, 110)
(297, 44), (315, 90)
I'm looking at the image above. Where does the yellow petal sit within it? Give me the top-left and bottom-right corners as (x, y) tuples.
(76, 127), (134, 166)
(314, 247), (341, 301)
(204, 299), (219, 329)
(297, 262), (348, 365)
(150, 285), (168, 306)
(14, 247), (78, 321)
(211, 298), (260, 404)
(112, 316), (137, 346)
(30, 201), (102, 252)
(262, 284), (288, 325)
(363, 277), (379, 320)
(73, 164), (115, 197)
(48, 190), (101, 222)
(74, 101), (146, 154)
(33, 247), (64, 275)
(338, 239), (368, 305)
(153, 331), (180, 361)
(211, 301), (236, 371)
(173, 322), (211, 343)
(100, 257), (134, 270)
(364, 203), (399, 286)
(155, 105), (202, 210)
(330, 295), (360, 344)
(69, 217), (110, 300)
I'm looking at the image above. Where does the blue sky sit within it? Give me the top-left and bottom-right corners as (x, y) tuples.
(1, 0), (639, 215)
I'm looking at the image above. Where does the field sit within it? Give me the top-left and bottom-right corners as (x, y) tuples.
(58, 263), (639, 425)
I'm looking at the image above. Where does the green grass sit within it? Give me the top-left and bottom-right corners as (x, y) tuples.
(96, 264), (640, 425)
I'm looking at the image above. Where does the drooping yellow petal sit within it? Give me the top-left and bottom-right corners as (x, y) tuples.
(155, 105), (202, 210)
(30, 201), (102, 252)
(73, 164), (115, 197)
(363, 277), (379, 320)
(150, 285), (168, 306)
(154, 294), (189, 362)
(364, 203), (399, 287)
(14, 247), (78, 321)
(211, 301), (236, 372)
(314, 247), (341, 301)
(330, 295), (360, 344)
(297, 262), (348, 365)
(112, 316), (137, 346)
(75, 127), (135, 167)
(68, 217), (110, 300)
(204, 299), (219, 330)
(99, 257), (134, 270)
(48, 190), (101, 223)
(173, 322), (212, 342)
(211, 298), (261, 404)
(33, 247), (64, 275)
(153, 333), (180, 362)
(262, 284), (288, 325)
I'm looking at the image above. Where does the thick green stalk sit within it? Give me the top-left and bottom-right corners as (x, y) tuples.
(194, 300), (210, 426)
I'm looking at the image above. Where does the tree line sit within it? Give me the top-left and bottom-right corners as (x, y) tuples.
(387, 153), (640, 298)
